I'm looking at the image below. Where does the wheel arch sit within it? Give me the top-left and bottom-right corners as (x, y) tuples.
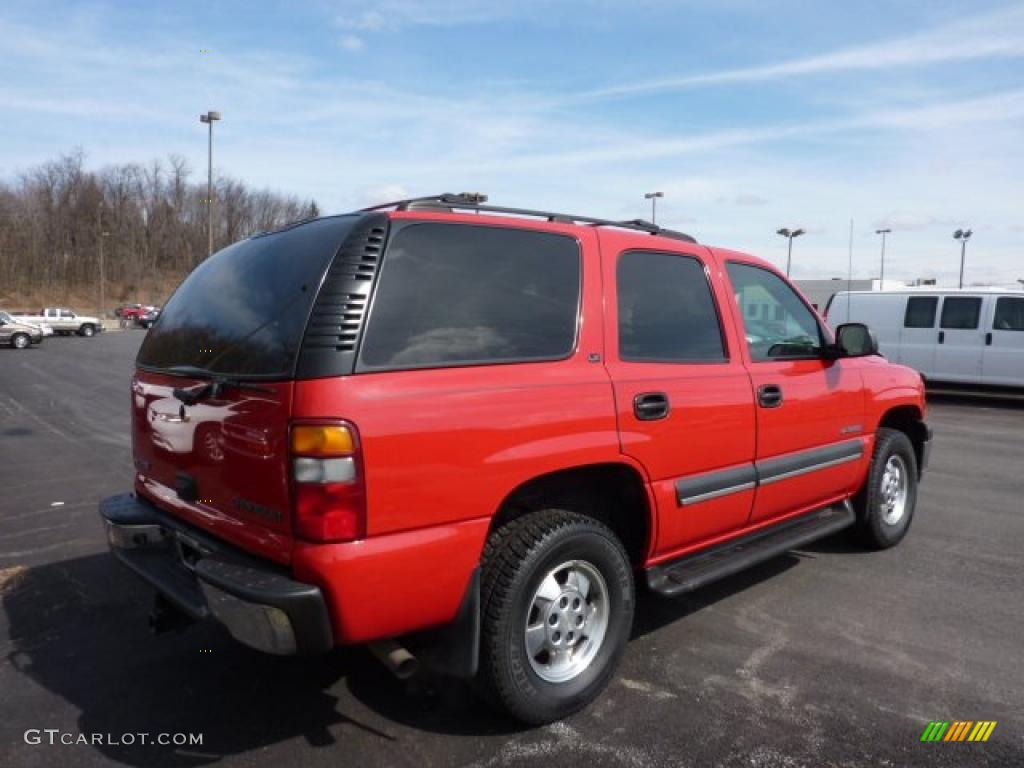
(877, 404), (928, 476)
(488, 462), (654, 567)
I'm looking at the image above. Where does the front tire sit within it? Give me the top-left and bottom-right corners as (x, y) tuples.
(79, 324), (95, 337)
(854, 428), (918, 549)
(476, 510), (634, 724)
(11, 333), (30, 349)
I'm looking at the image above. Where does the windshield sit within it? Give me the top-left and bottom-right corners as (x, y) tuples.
(137, 215), (359, 379)
(0, 312), (11, 323)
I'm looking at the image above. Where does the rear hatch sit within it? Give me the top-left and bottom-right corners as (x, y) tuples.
(132, 215), (363, 564)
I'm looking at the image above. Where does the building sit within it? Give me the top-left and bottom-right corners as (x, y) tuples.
(794, 279), (874, 311)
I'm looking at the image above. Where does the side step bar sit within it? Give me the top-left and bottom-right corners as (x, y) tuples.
(646, 500), (856, 597)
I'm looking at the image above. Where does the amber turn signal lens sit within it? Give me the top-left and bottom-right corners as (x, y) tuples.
(291, 425), (355, 456)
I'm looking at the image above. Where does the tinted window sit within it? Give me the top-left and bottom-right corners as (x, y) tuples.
(138, 216), (358, 377)
(727, 262), (823, 361)
(993, 297), (1024, 331)
(940, 297), (982, 330)
(359, 223), (580, 370)
(904, 296), (938, 328)
(617, 250), (726, 362)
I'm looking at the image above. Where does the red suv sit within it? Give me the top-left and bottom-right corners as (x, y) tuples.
(101, 194), (931, 723)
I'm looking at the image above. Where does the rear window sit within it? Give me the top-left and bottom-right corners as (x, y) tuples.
(137, 216), (358, 378)
(940, 297), (982, 330)
(904, 296), (938, 328)
(358, 223), (580, 371)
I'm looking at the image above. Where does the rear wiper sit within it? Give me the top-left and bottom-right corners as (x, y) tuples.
(167, 366), (275, 405)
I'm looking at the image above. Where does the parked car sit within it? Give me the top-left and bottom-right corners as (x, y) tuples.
(12, 307), (103, 337)
(117, 303), (159, 325)
(826, 288), (1024, 387)
(100, 194), (931, 724)
(138, 307), (161, 329)
(0, 311), (44, 349)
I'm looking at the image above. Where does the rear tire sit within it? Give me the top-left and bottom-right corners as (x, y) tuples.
(476, 510), (634, 724)
(11, 333), (30, 349)
(853, 428), (918, 549)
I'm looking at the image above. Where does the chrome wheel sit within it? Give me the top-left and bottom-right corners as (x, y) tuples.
(880, 454), (909, 525)
(13, 334), (29, 349)
(525, 559), (609, 683)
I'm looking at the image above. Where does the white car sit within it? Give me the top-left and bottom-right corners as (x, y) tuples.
(12, 307), (104, 337)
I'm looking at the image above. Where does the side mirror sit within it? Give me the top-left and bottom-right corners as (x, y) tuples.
(835, 322), (878, 357)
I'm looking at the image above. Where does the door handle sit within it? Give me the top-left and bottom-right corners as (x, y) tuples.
(757, 384), (784, 408)
(985, 332), (993, 346)
(634, 392), (670, 421)
(938, 331), (945, 344)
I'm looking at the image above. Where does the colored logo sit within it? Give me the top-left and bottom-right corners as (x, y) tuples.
(921, 721), (997, 742)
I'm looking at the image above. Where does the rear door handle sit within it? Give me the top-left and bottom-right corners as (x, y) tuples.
(757, 384), (784, 408)
(634, 392), (670, 421)
(985, 332), (993, 346)
(938, 331), (945, 344)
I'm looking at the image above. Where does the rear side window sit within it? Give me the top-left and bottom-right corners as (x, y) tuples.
(940, 297), (982, 330)
(138, 216), (359, 378)
(993, 297), (1024, 331)
(617, 250), (726, 362)
(358, 223), (580, 370)
(904, 296), (937, 328)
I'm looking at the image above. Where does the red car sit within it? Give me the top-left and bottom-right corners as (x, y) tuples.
(116, 303), (158, 323)
(101, 194), (931, 723)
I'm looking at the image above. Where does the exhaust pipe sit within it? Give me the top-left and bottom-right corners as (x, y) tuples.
(368, 639), (419, 680)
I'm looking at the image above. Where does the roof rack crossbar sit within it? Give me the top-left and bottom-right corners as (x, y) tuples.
(359, 193), (697, 243)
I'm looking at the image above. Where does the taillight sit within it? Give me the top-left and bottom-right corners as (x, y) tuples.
(290, 422), (365, 542)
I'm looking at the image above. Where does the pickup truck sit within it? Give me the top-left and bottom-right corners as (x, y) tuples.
(0, 311), (45, 349)
(13, 307), (104, 337)
(100, 194), (931, 724)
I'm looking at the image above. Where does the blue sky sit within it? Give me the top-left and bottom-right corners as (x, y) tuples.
(2, 0), (1023, 285)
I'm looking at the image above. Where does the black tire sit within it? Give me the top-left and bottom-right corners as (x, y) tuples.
(853, 428), (918, 549)
(476, 510), (634, 724)
(79, 324), (95, 337)
(11, 333), (30, 350)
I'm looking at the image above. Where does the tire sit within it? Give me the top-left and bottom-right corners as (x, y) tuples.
(11, 333), (30, 349)
(853, 428), (918, 549)
(79, 324), (95, 337)
(476, 509), (634, 724)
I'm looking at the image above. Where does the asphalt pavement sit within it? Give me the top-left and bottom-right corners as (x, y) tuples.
(1, 332), (1021, 767)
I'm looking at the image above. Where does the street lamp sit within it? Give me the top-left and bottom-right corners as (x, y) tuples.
(953, 228), (972, 289)
(875, 228), (891, 288)
(644, 191), (664, 225)
(776, 227), (805, 277)
(96, 205), (110, 320)
(200, 110), (222, 256)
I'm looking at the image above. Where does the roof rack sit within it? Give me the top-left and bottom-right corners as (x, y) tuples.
(360, 193), (698, 243)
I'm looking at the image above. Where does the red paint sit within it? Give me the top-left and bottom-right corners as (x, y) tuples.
(129, 209), (928, 646)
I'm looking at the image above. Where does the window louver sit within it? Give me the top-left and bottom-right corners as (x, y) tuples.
(296, 213), (390, 378)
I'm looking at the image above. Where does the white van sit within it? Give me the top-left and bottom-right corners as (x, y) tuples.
(825, 289), (1024, 387)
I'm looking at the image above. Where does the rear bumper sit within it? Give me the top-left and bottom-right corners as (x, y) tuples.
(99, 493), (332, 655)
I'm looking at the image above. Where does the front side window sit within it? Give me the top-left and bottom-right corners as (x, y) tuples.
(617, 250), (726, 362)
(904, 296), (938, 328)
(359, 223), (580, 370)
(993, 297), (1024, 331)
(940, 297), (982, 330)
(726, 262), (823, 361)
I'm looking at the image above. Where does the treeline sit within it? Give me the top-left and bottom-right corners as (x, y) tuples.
(0, 150), (319, 303)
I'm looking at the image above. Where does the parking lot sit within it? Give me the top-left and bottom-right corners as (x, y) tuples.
(1, 332), (1021, 767)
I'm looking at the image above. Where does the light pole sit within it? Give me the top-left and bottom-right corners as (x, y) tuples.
(953, 228), (972, 289)
(200, 110), (222, 256)
(96, 205), (110, 320)
(644, 191), (664, 225)
(875, 228), (891, 288)
(776, 227), (805, 277)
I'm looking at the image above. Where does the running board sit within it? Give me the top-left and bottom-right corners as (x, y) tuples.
(646, 501), (856, 597)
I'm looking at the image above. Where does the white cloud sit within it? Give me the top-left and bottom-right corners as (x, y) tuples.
(338, 34), (366, 51)
(576, 5), (1024, 101)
